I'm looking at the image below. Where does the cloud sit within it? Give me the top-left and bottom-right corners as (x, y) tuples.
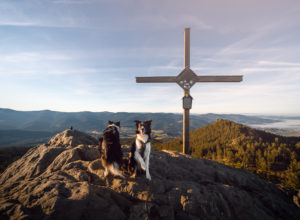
(257, 61), (300, 66)
(241, 60), (300, 83)
(242, 67), (300, 73)
(0, 1), (89, 29)
(0, 52), (71, 63)
(131, 14), (212, 31)
(74, 89), (92, 95)
(0, 19), (87, 29)
(0, 21), (38, 27)
(51, 0), (93, 4)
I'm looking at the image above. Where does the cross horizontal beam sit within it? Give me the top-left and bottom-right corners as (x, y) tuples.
(136, 76), (177, 83)
(197, 75), (243, 82)
(136, 75), (243, 83)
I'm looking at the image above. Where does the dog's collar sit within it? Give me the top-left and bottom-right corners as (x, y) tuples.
(136, 139), (150, 148)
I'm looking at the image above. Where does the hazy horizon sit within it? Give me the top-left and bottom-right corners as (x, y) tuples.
(1, 107), (300, 117)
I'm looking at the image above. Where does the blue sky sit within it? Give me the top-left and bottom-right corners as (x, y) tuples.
(0, 0), (300, 115)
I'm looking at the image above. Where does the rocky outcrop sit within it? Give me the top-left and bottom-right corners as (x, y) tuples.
(0, 129), (299, 219)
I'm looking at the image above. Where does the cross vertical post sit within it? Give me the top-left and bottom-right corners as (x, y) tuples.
(183, 90), (190, 154)
(183, 28), (190, 154)
(135, 28), (243, 155)
(184, 28), (190, 68)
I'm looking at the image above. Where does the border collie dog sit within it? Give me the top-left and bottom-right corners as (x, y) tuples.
(130, 120), (152, 180)
(99, 121), (124, 178)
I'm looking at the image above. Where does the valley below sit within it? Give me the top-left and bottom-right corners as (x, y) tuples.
(0, 108), (299, 147)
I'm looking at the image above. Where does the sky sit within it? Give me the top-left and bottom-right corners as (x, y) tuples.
(0, 0), (300, 115)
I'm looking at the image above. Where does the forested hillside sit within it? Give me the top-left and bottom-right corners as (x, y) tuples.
(152, 119), (300, 191)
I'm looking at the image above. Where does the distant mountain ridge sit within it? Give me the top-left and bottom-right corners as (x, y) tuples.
(0, 108), (279, 147)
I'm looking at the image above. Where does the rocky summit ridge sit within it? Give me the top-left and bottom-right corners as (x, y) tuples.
(0, 129), (299, 220)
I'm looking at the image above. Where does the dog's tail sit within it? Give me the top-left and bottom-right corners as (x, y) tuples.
(128, 142), (137, 173)
(99, 137), (103, 145)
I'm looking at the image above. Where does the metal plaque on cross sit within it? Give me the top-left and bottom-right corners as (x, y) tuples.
(176, 67), (198, 90)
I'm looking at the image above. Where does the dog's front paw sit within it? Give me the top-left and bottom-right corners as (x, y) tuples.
(141, 164), (146, 171)
(146, 173), (151, 181)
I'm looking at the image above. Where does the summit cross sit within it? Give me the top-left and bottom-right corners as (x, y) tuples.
(136, 28), (243, 154)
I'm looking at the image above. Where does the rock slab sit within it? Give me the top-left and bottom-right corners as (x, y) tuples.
(0, 129), (299, 219)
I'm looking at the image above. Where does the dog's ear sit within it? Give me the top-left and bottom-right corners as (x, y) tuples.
(108, 120), (113, 125)
(134, 120), (140, 133)
(145, 120), (152, 125)
(115, 121), (120, 128)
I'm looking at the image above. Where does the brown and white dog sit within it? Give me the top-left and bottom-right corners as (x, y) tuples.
(99, 121), (124, 178)
(129, 120), (152, 180)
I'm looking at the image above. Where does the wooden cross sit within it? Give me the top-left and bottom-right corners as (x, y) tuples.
(136, 28), (243, 154)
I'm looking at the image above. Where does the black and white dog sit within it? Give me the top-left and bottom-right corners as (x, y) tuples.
(99, 121), (124, 178)
(130, 120), (152, 180)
